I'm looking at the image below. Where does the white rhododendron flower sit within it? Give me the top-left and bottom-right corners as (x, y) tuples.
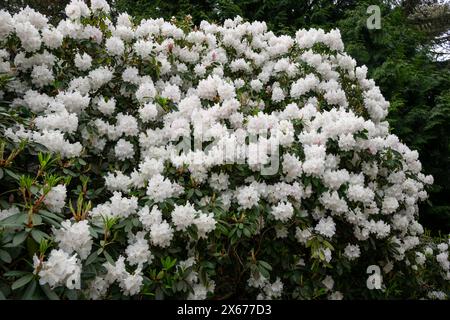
(43, 184), (67, 212)
(53, 220), (93, 259)
(34, 249), (82, 289)
(74, 52), (92, 71)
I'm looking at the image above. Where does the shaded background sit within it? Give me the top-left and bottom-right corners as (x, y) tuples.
(1, 0), (449, 233)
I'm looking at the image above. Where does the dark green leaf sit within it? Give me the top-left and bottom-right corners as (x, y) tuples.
(31, 214), (42, 226)
(31, 229), (48, 243)
(22, 280), (37, 300)
(103, 251), (114, 265)
(4, 271), (28, 277)
(41, 284), (60, 300)
(4, 169), (20, 181)
(258, 260), (272, 271)
(85, 251), (99, 266)
(11, 274), (34, 291)
(12, 231), (28, 246)
(38, 210), (63, 222)
(0, 249), (12, 263)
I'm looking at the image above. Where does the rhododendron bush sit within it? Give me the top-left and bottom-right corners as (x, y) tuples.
(0, 0), (449, 300)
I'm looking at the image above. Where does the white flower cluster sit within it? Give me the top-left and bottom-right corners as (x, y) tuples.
(43, 184), (67, 213)
(176, 257), (216, 300)
(90, 191), (138, 218)
(248, 272), (284, 300)
(1, 1), (446, 299)
(33, 249), (82, 289)
(53, 219), (93, 259)
(171, 202), (216, 237)
(102, 256), (144, 296)
(125, 231), (153, 266)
